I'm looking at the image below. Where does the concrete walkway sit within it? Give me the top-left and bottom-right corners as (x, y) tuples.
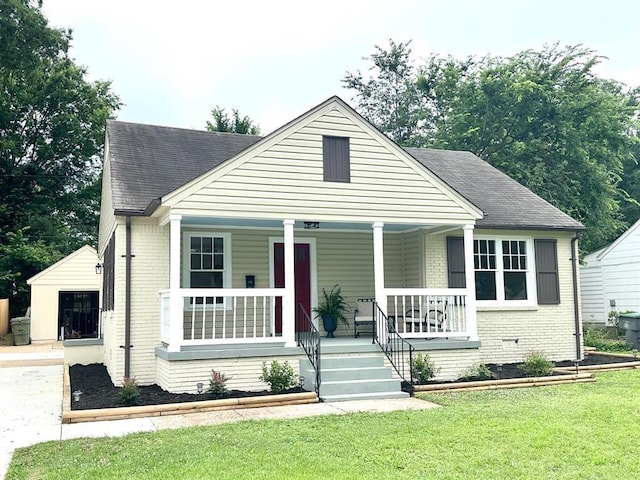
(0, 342), (437, 479)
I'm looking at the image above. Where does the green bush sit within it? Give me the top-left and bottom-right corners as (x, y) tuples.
(207, 369), (230, 399)
(521, 352), (554, 377)
(118, 376), (140, 406)
(411, 353), (440, 384)
(259, 360), (297, 393)
(461, 362), (492, 381)
(584, 326), (632, 352)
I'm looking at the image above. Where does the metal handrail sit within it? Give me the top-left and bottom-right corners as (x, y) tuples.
(295, 303), (321, 397)
(373, 302), (414, 392)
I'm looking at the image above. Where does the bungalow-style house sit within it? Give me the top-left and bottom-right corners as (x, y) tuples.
(580, 219), (640, 326)
(97, 96), (584, 400)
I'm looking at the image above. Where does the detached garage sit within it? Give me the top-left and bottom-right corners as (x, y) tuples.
(27, 245), (101, 342)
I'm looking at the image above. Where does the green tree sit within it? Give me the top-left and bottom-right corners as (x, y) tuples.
(205, 106), (260, 135)
(344, 42), (640, 253)
(0, 0), (120, 314)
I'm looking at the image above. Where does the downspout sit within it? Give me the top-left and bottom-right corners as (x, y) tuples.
(571, 233), (581, 360)
(121, 215), (133, 377)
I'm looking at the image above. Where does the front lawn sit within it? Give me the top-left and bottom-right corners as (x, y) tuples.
(8, 370), (640, 479)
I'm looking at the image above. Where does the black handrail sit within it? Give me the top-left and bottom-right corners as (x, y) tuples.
(295, 303), (321, 397)
(373, 302), (414, 392)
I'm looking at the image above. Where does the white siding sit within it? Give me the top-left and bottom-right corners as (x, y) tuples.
(27, 246), (100, 342)
(169, 108), (478, 225)
(580, 252), (605, 325)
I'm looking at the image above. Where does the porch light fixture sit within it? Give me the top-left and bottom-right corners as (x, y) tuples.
(196, 382), (204, 394)
(303, 222), (320, 230)
(72, 390), (83, 402)
(95, 263), (103, 275)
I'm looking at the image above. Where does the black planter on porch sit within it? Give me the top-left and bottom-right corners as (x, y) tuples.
(313, 285), (350, 338)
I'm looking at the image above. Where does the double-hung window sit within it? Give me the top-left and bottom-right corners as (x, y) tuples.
(184, 232), (231, 306)
(473, 238), (533, 304)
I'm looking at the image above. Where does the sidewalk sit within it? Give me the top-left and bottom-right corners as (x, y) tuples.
(0, 343), (437, 479)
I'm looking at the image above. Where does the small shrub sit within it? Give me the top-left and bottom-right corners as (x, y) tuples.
(521, 352), (554, 377)
(259, 360), (297, 393)
(118, 376), (140, 406)
(461, 362), (492, 381)
(584, 325), (632, 352)
(207, 369), (230, 399)
(411, 353), (440, 384)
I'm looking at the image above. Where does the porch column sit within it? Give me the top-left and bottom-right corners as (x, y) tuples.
(463, 224), (479, 341)
(372, 222), (386, 315)
(168, 214), (182, 352)
(282, 219), (296, 347)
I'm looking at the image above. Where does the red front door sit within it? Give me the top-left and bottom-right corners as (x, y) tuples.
(274, 243), (311, 334)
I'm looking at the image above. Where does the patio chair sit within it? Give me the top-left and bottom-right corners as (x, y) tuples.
(353, 298), (375, 338)
(404, 300), (447, 333)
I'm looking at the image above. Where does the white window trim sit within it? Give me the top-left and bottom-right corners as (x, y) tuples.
(182, 231), (232, 310)
(474, 235), (537, 307)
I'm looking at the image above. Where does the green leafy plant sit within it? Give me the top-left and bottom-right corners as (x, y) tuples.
(207, 369), (231, 399)
(461, 362), (492, 381)
(411, 353), (440, 384)
(259, 360), (297, 393)
(118, 376), (140, 406)
(584, 326), (632, 352)
(313, 285), (350, 325)
(521, 352), (554, 377)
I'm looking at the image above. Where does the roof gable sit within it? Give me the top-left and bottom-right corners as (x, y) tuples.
(161, 97), (483, 224)
(596, 219), (640, 260)
(27, 245), (97, 284)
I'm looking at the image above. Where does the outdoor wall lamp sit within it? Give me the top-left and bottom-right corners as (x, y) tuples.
(95, 263), (103, 275)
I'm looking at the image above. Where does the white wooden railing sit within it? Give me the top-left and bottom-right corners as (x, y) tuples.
(384, 288), (469, 338)
(160, 288), (284, 347)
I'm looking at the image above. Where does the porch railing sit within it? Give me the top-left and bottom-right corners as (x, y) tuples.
(295, 303), (321, 397)
(373, 302), (414, 391)
(385, 288), (469, 338)
(160, 288), (284, 346)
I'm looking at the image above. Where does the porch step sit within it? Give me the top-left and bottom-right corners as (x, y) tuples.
(301, 355), (409, 402)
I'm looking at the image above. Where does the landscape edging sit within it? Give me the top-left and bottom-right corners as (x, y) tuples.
(62, 364), (318, 424)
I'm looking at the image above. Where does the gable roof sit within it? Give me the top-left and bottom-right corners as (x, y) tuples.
(594, 218), (640, 260)
(105, 96), (584, 232)
(405, 148), (585, 231)
(106, 121), (261, 214)
(27, 245), (97, 284)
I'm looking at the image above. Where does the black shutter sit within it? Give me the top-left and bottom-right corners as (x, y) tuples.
(447, 237), (466, 288)
(535, 239), (560, 304)
(323, 136), (350, 182)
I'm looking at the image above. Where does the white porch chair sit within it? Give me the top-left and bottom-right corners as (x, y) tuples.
(353, 298), (375, 338)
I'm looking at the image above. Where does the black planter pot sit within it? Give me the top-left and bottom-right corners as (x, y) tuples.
(322, 315), (338, 338)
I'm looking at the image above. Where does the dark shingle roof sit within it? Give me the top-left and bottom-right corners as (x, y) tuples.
(405, 147), (584, 231)
(106, 120), (261, 214)
(105, 120), (583, 231)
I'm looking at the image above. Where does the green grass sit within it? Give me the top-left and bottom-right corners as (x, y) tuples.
(8, 370), (640, 479)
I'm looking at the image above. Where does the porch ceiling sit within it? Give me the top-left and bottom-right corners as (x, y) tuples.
(181, 216), (454, 233)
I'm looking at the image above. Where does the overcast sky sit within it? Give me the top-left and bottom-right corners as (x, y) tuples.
(42, 0), (639, 134)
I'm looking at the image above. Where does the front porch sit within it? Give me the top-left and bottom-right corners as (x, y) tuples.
(158, 216), (479, 353)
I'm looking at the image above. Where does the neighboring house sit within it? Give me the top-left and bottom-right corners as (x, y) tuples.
(27, 245), (101, 342)
(580, 219), (640, 325)
(97, 96), (584, 398)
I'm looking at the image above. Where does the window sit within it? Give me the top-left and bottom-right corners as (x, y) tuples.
(184, 233), (231, 305)
(323, 135), (350, 182)
(473, 238), (532, 304)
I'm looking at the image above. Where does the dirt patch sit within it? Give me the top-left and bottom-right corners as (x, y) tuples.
(69, 363), (305, 411)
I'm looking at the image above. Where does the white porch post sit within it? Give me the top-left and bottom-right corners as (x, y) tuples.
(282, 219), (296, 347)
(463, 224), (479, 341)
(168, 214), (182, 352)
(372, 222), (386, 315)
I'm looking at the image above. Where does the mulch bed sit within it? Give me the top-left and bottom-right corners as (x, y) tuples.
(69, 363), (305, 411)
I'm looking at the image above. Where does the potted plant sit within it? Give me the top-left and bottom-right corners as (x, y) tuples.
(313, 285), (350, 338)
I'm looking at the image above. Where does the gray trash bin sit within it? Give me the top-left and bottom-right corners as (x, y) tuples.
(619, 312), (640, 349)
(10, 316), (30, 346)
